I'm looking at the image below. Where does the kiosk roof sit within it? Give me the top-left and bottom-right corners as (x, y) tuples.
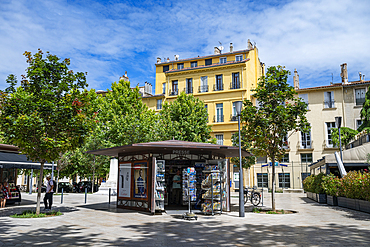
(87, 140), (251, 158)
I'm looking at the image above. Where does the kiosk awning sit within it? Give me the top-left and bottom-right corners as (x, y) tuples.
(87, 140), (252, 158)
(0, 152), (53, 169)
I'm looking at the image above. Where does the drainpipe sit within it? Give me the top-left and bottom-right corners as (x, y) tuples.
(341, 86), (346, 127)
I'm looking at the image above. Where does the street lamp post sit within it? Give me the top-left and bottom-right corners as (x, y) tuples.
(335, 116), (343, 162)
(235, 101), (244, 217)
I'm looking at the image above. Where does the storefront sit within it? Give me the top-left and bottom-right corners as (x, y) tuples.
(0, 144), (53, 204)
(88, 140), (250, 214)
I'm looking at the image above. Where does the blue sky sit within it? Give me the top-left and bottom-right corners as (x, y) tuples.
(1, 0), (370, 91)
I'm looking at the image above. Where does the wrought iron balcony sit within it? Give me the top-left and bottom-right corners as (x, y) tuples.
(356, 97), (365, 106)
(169, 89), (178, 96)
(213, 83), (224, 91)
(184, 87), (193, 94)
(298, 140), (313, 149)
(230, 82), (240, 89)
(230, 115), (238, 121)
(213, 115), (224, 123)
(198, 85), (209, 93)
(324, 100), (335, 108)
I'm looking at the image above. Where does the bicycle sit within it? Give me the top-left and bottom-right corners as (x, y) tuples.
(244, 186), (261, 206)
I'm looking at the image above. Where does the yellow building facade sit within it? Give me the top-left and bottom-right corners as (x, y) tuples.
(143, 41), (264, 147)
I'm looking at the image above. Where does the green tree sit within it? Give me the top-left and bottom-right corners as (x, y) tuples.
(239, 65), (310, 210)
(0, 50), (95, 214)
(360, 86), (370, 131)
(97, 80), (162, 146)
(331, 127), (358, 148)
(160, 92), (215, 143)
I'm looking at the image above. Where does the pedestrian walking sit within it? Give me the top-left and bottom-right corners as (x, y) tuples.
(44, 175), (54, 210)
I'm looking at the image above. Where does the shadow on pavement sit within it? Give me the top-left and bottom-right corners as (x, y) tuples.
(2, 216), (370, 246)
(299, 196), (370, 221)
(76, 201), (152, 216)
(0, 206), (79, 218)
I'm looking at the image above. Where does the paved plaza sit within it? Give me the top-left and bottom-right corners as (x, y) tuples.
(0, 192), (369, 246)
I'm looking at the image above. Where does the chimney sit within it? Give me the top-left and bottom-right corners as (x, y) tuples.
(340, 63), (348, 84)
(119, 71), (129, 82)
(175, 55), (179, 61)
(363, 75), (366, 81)
(230, 43), (233, 53)
(214, 47), (221, 55)
(247, 39), (253, 50)
(359, 72), (363, 81)
(293, 69), (299, 90)
(166, 57), (170, 62)
(157, 57), (161, 63)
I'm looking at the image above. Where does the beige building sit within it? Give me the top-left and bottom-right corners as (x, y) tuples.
(249, 64), (370, 191)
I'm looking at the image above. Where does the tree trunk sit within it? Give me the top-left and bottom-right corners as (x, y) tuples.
(36, 162), (45, 215)
(271, 156), (276, 211)
(92, 170), (95, 193)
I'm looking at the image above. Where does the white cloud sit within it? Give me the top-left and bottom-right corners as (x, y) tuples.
(0, 0), (369, 91)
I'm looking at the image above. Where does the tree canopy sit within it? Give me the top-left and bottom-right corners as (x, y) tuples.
(160, 92), (215, 143)
(239, 65), (310, 210)
(331, 127), (358, 148)
(96, 80), (163, 147)
(0, 49), (95, 214)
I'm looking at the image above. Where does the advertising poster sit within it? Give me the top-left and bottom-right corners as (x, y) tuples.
(133, 162), (147, 198)
(119, 163), (131, 198)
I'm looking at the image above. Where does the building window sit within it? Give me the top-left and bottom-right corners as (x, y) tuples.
(186, 78), (193, 94)
(156, 99), (162, 110)
(356, 119), (363, 130)
(324, 91), (335, 108)
(231, 72), (240, 89)
(299, 93), (308, 109)
(177, 63), (184, 70)
(282, 135), (289, 149)
(301, 131), (312, 148)
(171, 80), (178, 95)
(230, 102), (238, 121)
(235, 55), (243, 62)
(281, 153), (289, 163)
(215, 75), (223, 91)
(162, 83), (166, 94)
(215, 103), (224, 122)
(199, 76), (208, 93)
(191, 61), (197, 68)
(355, 88), (366, 106)
(257, 173), (268, 188)
(301, 153), (313, 163)
(326, 122), (336, 147)
(163, 65), (169, 72)
(215, 134), (223, 145)
(278, 173), (290, 188)
(220, 57), (227, 64)
(205, 59), (212, 66)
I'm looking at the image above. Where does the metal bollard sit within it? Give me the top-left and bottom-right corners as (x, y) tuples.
(109, 188), (111, 205)
(61, 188), (64, 204)
(85, 187), (87, 204)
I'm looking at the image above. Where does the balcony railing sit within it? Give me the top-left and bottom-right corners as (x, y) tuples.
(324, 100), (335, 108)
(230, 82), (240, 89)
(184, 87), (193, 94)
(356, 97), (365, 106)
(213, 115), (224, 123)
(214, 83), (224, 91)
(198, 85), (209, 93)
(298, 140), (313, 149)
(169, 89), (178, 96)
(230, 115), (238, 121)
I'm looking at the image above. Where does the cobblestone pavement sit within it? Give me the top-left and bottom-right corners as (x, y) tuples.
(0, 192), (369, 246)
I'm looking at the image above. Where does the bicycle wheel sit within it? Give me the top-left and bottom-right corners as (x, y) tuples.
(251, 192), (261, 206)
(244, 192), (248, 205)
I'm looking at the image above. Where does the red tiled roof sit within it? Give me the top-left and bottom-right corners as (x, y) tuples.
(156, 49), (250, 65)
(165, 59), (249, 74)
(297, 80), (370, 91)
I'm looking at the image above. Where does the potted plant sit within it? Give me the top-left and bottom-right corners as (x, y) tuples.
(303, 175), (315, 201)
(313, 173), (326, 204)
(322, 174), (340, 206)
